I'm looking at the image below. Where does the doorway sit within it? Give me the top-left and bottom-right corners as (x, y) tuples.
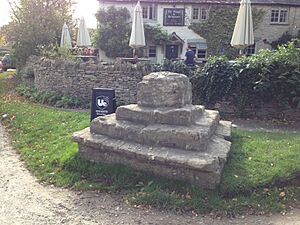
(165, 45), (179, 60)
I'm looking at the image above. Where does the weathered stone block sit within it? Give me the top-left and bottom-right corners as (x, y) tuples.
(90, 115), (146, 143)
(137, 72), (192, 107)
(73, 128), (231, 189)
(116, 105), (155, 124)
(92, 110), (219, 151)
(215, 120), (232, 141)
(140, 124), (210, 151)
(116, 104), (204, 125)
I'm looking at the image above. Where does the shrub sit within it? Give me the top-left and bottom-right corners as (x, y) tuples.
(254, 40), (300, 108)
(39, 44), (78, 62)
(16, 84), (83, 108)
(192, 56), (235, 107)
(153, 59), (194, 77)
(189, 39), (300, 113)
(271, 31), (300, 49)
(231, 55), (263, 115)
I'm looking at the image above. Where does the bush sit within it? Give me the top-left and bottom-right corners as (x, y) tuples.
(231, 55), (263, 115)
(39, 44), (78, 62)
(152, 59), (194, 77)
(189, 39), (300, 113)
(192, 56), (235, 107)
(254, 41), (300, 108)
(271, 31), (300, 49)
(16, 84), (83, 108)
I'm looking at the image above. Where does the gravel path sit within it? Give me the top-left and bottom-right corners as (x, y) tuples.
(1, 123), (300, 225)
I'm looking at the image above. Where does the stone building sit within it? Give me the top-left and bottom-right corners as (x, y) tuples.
(97, 0), (300, 63)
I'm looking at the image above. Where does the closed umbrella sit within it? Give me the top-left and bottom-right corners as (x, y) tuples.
(129, 1), (145, 57)
(77, 17), (91, 47)
(231, 0), (254, 52)
(60, 22), (72, 49)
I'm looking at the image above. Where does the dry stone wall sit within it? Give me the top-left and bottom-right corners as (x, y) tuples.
(28, 57), (148, 105)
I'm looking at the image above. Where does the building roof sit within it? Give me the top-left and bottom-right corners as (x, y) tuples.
(98, 0), (300, 6)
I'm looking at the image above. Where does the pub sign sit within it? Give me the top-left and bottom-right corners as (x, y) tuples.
(163, 8), (185, 26)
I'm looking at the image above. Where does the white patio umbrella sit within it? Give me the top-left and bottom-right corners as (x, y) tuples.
(60, 22), (72, 49)
(77, 17), (91, 47)
(129, 1), (146, 57)
(231, 0), (254, 52)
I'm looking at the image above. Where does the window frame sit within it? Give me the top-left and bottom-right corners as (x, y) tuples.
(243, 44), (256, 56)
(197, 49), (207, 59)
(189, 44), (207, 60)
(192, 8), (199, 20)
(191, 6), (209, 22)
(142, 4), (157, 21)
(270, 8), (288, 24)
(148, 45), (157, 58)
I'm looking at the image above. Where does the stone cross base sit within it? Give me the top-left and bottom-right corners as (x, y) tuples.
(73, 72), (232, 189)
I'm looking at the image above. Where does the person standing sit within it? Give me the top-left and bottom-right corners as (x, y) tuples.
(184, 45), (195, 66)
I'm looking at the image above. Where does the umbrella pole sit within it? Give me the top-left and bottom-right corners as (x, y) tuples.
(133, 48), (136, 58)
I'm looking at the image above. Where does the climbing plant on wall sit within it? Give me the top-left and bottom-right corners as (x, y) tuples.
(189, 6), (265, 59)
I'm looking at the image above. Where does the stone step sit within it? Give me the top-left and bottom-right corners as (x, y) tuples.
(90, 114), (146, 142)
(116, 104), (204, 126)
(141, 110), (220, 151)
(72, 128), (231, 189)
(90, 110), (220, 152)
(215, 120), (232, 141)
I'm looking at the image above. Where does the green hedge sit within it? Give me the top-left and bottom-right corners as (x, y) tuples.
(166, 39), (300, 114)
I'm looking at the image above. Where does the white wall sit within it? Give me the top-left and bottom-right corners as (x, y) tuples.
(98, 1), (206, 62)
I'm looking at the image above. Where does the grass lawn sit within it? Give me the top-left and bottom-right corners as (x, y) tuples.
(0, 71), (16, 95)
(0, 74), (299, 215)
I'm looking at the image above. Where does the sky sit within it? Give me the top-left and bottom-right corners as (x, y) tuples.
(0, 0), (99, 28)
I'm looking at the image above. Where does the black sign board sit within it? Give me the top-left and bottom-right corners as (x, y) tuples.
(91, 88), (116, 121)
(163, 8), (185, 26)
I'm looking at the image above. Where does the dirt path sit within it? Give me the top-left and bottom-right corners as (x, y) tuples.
(1, 123), (300, 225)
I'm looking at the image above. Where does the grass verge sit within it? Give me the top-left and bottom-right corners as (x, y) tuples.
(0, 74), (299, 215)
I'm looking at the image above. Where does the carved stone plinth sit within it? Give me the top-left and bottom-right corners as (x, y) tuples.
(73, 72), (232, 189)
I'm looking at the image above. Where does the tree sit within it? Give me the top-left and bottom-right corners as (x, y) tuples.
(94, 7), (131, 58)
(94, 6), (169, 58)
(7, 0), (74, 67)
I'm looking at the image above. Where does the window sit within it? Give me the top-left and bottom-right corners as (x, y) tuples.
(197, 49), (207, 59)
(271, 9), (288, 24)
(148, 46), (156, 57)
(201, 8), (208, 20)
(192, 7), (209, 22)
(189, 44), (207, 60)
(190, 47), (197, 55)
(142, 7), (148, 19)
(142, 4), (157, 20)
(192, 8), (199, 20)
(243, 44), (256, 56)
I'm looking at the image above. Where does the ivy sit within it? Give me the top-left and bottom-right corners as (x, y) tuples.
(189, 6), (265, 59)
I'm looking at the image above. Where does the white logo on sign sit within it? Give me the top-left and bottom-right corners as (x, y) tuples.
(96, 96), (109, 110)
